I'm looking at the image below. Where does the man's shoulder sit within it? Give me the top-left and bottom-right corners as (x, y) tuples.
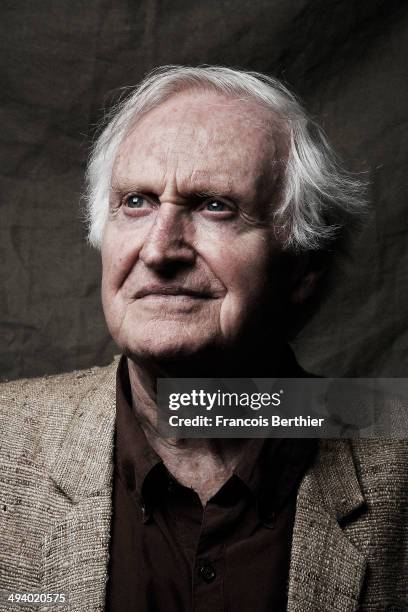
(350, 438), (408, 488)
(0, 357), (119, 462)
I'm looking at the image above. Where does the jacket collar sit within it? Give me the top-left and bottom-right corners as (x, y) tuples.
(288, 439), (367, 612)
(49, 358), (118, 502)
(310, 439), (365, 521)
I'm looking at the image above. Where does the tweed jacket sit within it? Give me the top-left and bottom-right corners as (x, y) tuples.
(0, 357), (407, 612)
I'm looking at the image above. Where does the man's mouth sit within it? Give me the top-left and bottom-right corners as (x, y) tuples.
(133, 284), (216, 299)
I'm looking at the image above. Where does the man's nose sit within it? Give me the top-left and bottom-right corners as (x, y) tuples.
(138, 203), (195, 271)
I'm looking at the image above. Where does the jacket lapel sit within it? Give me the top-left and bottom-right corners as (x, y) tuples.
(288, 440), (367, 612)
(42, 361), (117, 611)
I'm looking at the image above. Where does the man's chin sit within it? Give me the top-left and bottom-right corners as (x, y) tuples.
(121, 334), (219, 369)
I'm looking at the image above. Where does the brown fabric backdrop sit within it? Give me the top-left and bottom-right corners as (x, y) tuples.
(1, 0), (407, 380)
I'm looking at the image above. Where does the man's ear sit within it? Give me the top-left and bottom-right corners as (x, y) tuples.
(289, 253), (327, 305)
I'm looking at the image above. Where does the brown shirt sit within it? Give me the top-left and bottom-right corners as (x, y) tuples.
(105, 356), (316, 612)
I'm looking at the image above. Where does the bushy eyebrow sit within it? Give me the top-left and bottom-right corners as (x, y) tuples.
(110, 180), (145, 195)
(180, 173), (241, 199)
(192, 189), (237, 201)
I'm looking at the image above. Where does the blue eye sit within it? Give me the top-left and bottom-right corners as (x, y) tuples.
(205, 200), (227, 212)
(126, 195), (147, 208)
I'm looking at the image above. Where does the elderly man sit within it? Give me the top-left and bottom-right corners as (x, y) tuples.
(0, 66), (406, 612)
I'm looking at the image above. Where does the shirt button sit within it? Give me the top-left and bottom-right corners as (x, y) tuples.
(198, 561), (216, 583)
(140, 503), (150, 523)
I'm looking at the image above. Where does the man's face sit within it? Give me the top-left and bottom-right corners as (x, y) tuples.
(101, 91), (290, 364)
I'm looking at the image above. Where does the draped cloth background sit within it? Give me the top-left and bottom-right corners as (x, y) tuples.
(1, 0), (407, 380)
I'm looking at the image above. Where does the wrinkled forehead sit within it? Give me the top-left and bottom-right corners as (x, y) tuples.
(112, 91), (288, 200)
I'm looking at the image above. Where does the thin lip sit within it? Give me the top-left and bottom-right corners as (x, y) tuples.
(134, 285), (216, 299)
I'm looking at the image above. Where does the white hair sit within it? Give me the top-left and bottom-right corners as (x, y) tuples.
(85, 65), (367, 252)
